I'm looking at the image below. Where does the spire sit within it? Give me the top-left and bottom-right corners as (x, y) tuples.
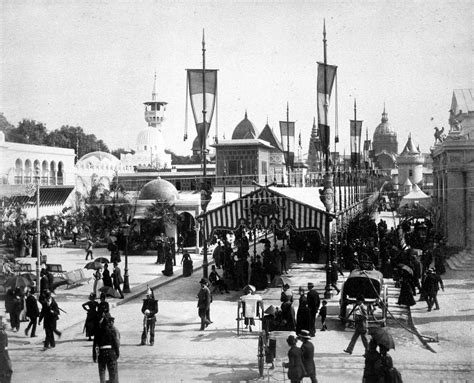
(202, 28), (205, 50)
(152, 71), (157, 101)
(381, 103), (388, 123)
(245, 109), (248, 119)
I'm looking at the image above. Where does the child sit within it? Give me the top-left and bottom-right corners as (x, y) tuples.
(318, 300), (328, 331)
(85, 237), (94, 260)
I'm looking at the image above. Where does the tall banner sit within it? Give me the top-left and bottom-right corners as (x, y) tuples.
(363, 138), (371, 169)
(279, 121), (295, 167)
(186, 69), (218, 151)
(350, 120), (363, 169)
(316, 62), (337, 156)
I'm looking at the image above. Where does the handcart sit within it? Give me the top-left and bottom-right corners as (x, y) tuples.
(257, 330), (296, 378)
(339, 268), (388, 327)
(236, 297), (264, 335)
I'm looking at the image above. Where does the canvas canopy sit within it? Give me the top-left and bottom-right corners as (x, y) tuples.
(399, 184), (432, 209)
(197, 186), (331, 242)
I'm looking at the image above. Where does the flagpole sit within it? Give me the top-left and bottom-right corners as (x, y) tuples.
(323, 21), (329, 173)
(201, 29), (208, 279)
(287, 102), (290, 186)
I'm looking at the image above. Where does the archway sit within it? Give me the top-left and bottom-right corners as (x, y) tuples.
(15, 158), (23, 184)
(177, 212), (197, 247)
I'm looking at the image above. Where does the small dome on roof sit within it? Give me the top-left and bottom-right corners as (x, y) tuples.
(139, 177), (179, 202)
(232, 111), (258, 139)
(374, 108), (396, 138)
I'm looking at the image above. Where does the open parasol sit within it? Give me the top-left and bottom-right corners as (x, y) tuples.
(85, 261), (104, 270)
(397, 264), (414, 276)
(99, 286), (121, 298)
(369, 327), (395, 350)
(94, 257), (109, 264)
(4, 275), (34, 289)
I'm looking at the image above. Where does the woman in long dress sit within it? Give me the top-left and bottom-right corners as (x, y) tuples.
(82, 293), (99, 341)
(93, 269), (104, 299)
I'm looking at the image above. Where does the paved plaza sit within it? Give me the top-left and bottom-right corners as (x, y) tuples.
(1, 239), (473, 382)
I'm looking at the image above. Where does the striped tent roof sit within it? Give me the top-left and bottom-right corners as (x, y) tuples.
(198, 186), (331, 242)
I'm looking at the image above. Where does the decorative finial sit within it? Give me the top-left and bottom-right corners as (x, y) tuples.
(202, 29), (205, 49)
(152, 71), (157, 101)
(245, 109), (248, 119)
(323, 19), (326, 38)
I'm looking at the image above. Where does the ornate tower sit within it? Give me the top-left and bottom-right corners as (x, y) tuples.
(372, 106), (398, 171)
(121, 74), (172, 170)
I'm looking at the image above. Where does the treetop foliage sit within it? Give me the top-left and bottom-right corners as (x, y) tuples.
(0, 116), (109, 159)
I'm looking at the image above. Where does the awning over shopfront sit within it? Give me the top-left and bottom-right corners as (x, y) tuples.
(198, 186), (332, 242)
(1, 185), (74, 208)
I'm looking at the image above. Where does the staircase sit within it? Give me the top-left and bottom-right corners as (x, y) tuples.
(446, 250), (474, 271)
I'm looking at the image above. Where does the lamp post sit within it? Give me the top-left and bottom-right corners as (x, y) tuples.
(34, 165), (41, 297)
(121, 223), (131, 293)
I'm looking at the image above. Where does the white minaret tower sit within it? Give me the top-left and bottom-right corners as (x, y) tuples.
(121, 73), (172, 170)
(144, 72), (168, 131)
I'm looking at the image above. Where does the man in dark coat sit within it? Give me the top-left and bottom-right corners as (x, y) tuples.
(197, 278), (212, 330)
(112, 262), (124, 299)
(424, 268), (445, 311)
(298, 330), (317, 383)
(25, 287), (40, 337)
(306, 282), (320, 336)
(141, 289), (158, 346)
(283, 335), (306, 383)
(93, 313), (120, 383)
(38, 290), (60, 349)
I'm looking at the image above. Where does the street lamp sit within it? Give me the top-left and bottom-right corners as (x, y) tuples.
(34, 165), (41, 297)
(121, 223), (131, 293)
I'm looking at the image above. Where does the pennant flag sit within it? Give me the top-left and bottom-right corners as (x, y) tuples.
(186, 69), (218, 152)
(350, 120), (363, 169)
(298, 131), (302, 149)
(280, 121), (296, 167)
(316, 62), (337, 155)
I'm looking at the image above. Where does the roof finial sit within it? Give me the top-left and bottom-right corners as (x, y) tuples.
(152, 71), (157, 101)
(266, 115), (269, 125)
(202, 28), (205, 49)
(382, 103), (388, 122)
(245, 109), (248, 119)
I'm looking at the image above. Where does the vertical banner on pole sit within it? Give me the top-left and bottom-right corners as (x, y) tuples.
(316, 62), (337, 158)
(279, 121), (296, 168)
(186, 69), (218, 151)
(350, 120), (363, 170)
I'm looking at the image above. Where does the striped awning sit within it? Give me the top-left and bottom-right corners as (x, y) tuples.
(198, 187), (331, 242)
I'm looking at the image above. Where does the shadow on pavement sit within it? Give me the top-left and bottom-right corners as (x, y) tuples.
(198, 369), (261, 382)
(191, 330), (239, 341)
(412, 314), (474, 325)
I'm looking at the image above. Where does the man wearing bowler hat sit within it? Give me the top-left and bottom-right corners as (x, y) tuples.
(197, 278), (212, 330)
(298, 330), (317, 383)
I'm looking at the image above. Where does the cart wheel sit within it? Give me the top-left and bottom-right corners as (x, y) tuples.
(258, 334), (264, 377)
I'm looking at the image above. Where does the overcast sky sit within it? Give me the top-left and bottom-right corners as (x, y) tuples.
(1, 0), (472, 156)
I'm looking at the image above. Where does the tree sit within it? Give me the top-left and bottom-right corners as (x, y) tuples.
(7, 119), (48, 144)
(139, 200), (177, 249)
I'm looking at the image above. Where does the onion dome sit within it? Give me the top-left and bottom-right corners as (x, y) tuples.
(373, 107), (396, 138)
(232, 111), (258, 139)
(138, 177), (179, 202)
